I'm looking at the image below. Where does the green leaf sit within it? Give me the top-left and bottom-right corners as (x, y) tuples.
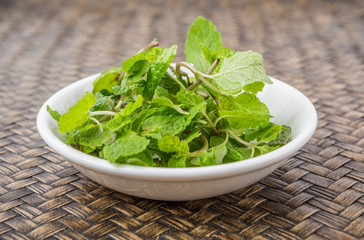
(91, 92), (112, 112)
(183, 128), (201, 143)
(154, 86), (169, 98)
(58, 92), (96, 133)
(79, 125), (114, 152)
(123, 150), (154, 166)
(207, 51), (272, 95)
(244, 122), (282, 143)
(243, 81), (265, 94)
(143, 44), (177, 99)
(268, 125), (292, 146)
(93, 67), (123, 93)
(115, 60), (150, 95)
(122, 95), (144, 116)
(130, 108), (157, 133)
(219, 92), (271, 131)
(47, 105), (61, 121)
(176, 89), (204, 109)
(185, 16), (224, 72)
(103, 131), (150, 162)
(141, 114), (186, 139)
(159, 73), (182, 95)
(199, 148), (216, 166)
(168, 156), (187, 168)
(122, 47), (161, 72)
(151, 97), (189, 115)
(106, 113), (131, 132)
(158, 134), (189, 155)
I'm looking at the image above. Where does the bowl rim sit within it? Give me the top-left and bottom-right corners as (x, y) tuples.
(37, 74), (317, 181)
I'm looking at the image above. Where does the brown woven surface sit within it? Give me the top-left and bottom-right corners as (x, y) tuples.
(0, 0), (363, 239)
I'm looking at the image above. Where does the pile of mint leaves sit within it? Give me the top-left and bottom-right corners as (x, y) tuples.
(47, 16), (291, 167)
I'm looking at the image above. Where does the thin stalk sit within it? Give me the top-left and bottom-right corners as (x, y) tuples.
(186, 58), (220, 90)
(213, 115), (227, 129)
(108, 100), (116, 112)
(115, 94), (125, 111)
(187, 135), (209, 157)
(217, 129), (254, 148)
(250, 147), (255, 158)
(137, 41), (160, 53)
(201, 111), (219, 135)
(90, 117), (103, 132)
(117, 71), (125, 85)
(90, 111), (117, 117)
(165, 72), (186, 89)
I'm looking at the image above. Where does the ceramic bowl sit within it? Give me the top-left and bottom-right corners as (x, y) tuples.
(37, 74), (317, 201)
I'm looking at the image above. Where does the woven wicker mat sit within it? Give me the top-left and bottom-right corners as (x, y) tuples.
(0, 0), (363, 239)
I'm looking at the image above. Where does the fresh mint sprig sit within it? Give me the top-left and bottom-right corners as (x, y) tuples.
(47, 16), (291, 167)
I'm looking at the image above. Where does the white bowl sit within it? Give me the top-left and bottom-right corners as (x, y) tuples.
(37, 74), (317, 201)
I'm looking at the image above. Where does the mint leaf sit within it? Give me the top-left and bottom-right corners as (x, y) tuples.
(122, 95), (144, 116)
(91, 92), (111, 112)
(168, 156), (187, 168)
(103, 131), (150, 162)
(151, 97), (189, 115)
(219, 92), (271, 131)
(268, 125), (292, 146)
(199, 148), (216, 166)
(143, 44), (177, 99)
(185, 16), (223, 72)
(176, 89), (204, 109)
(159, 73), (182, 95)
(115, 60), (150, 95)
(243, 81), (265, 94)
(207, 51), (272, 95)
(122, 47), (161, 72)
(79, 125), (114, 152)
(58, 92), (96, 133)
(106, 113), (131, 132)
(141, 114), (186, 139)
(47, 105), (61, 121)
(124, 150), (154, 166)
(245, 122), (282, 143)
(93, 67), (123, 94)
(158, 134), (189, 155)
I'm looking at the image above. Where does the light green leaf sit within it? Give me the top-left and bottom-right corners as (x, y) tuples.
(123, 150), (154, 166)
(143, 44), (177, 99)
(185, 16), (224, 72)
(268, 125), (292, 146)
(243, 81), (265, 94)
(199, 148), (216, 166)
(91, 92), (111, 112)
(168, 156), (187, 168)
(114, 60), (150, 95)
(47, 105), (61, 121)
(79, 125), (114, 152)
(141, 114), (186, 139)
(151, 97), (189, 115)
(158, 134), (189, 155)
(176, 89), (204, 109)
(103, 131), (150, 162)
(106, 113), (131, 132)
(219, 92), (271, 131)
(245, 122), (282, 143)
(207, 51), (272, 95)
(122, 95), (144, 116)
(93, 67), (123, 93)
(58, 92), (96, 133)
(122, 47), (161, 72)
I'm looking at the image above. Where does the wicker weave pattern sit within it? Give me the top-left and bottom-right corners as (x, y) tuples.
(0, 0), (363, 239)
